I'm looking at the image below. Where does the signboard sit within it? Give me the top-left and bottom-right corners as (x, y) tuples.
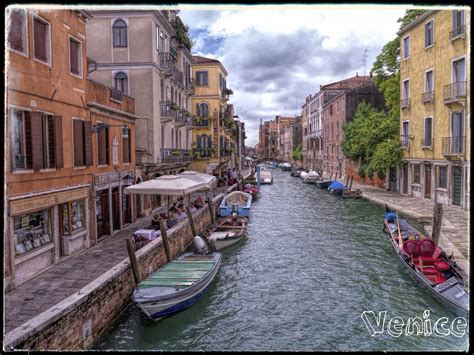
(112, 136), (119, 165)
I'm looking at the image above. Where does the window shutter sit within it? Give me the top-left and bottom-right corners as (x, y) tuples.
(453, 10), (458, 30)
(47, 116), (56, 168)
(9, 10), (23, 51)
(84, 121), (93, 166)
(54, 116), (63, 168)
(196, 103), (200, 117)
(70, 39), (79, 75)
(34, 19), (47, 61)
(196, 135), (201, 148)
(73, 120), (84, 166)
(208, 135), (212, 148)
(98, 126), (106, 165)
(31, 112), (44, 170)
(24, 111), (33, 169)
(123, 129), (130, 164)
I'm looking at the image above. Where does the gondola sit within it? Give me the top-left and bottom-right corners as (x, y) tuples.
(383, 206), (469, 316)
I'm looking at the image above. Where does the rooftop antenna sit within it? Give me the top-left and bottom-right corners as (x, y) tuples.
(362, 49), (370, 76)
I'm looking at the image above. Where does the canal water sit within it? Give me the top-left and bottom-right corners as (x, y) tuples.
(94, 170), (468, 351)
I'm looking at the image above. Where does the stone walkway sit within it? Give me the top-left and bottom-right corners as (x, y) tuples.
(3, 173), (249, 335)
(347, 180), (470, 275)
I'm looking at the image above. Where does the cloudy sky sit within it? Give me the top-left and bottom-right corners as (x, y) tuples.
(179, 4), (410, 147)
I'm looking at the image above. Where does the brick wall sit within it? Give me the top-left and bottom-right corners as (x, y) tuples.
(4, 195), (224, 351)
(345, 159), (386, 188)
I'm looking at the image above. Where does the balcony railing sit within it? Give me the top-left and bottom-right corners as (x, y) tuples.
(173, 69), (184, 86)
(110, 88), (123, 102)
(195, 118), (210, 127)
(159, 52), (175, 72)
(400, 135), (410, 149)
(185, 77), (196, 93)
(443, 81), (467, 103)
(420, 138), (433, 149)
(220, 149), (232, 157)
(421, 91), (435, 103)
(442, 136), (465, 156)
(160, 148), (194, 163)
(194, 148), (213, 158)
(160, 101), (177, 121)
(449, 25), (465, 41)
(307, 129), (322, 140)
(400, 98), (410, 109)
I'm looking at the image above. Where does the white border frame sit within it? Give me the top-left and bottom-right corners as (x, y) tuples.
(424, 18), (435, 49)
(7, 8), (29, 58)
(402, 34), (410, 60)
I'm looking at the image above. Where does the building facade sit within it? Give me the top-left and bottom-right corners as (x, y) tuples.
(398, 9), (470, 209)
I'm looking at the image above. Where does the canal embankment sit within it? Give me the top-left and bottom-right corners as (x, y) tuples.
(3, 171), (252, 351)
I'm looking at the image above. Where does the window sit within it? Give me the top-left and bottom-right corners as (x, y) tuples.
(11, 110), (63, 171)
(114, 72), (128, 94)
(438, 166), (447, 188)
(425, 70), (434, 93)
(97, 124), (109, 165)
(61, 200), (85, 235)
(452, 58), (465, 83)
(219, 73), (223, 88)
(329, 105), (333, 115)
(452, 10), (465, 37)
(73, 119), (92, 167)
(196, 71), (208, 86)
(33, 15), (50, 64)
(197, 102), (209, 117)
(13, 209), (52, 256)
(8, 9), (27, 54)
(402, 79), (410, 99)
(122, 127), (131, 163)
(113, 19), (127, 47)
(403, 35), (410, 59)
(425, 20), (434, 47)
(424, 117), (432, 146)
(69, 37), (82, 76)
(413, 164), (420, 184)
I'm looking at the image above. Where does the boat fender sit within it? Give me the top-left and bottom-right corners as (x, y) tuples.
(193, 235), (209, 254)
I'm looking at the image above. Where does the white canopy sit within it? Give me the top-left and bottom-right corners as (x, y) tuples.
(179, 170), (217, 190)
(124, 175), (206, 196)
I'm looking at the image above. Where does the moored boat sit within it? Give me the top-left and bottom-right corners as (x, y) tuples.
(242, 184), (260, 199)
(219, 191), (252, 217)
(383, 206), (469, 316)
(316, 179), (334, 188)
(328, 181), (347, 195)
(204, 215), (248, 251)
(279, 162), (292, 171)
(259, 170), (273, 184)
(302, 171), (320, 183)
(290, 166), (305, 177)
(132, 243), (221, 321)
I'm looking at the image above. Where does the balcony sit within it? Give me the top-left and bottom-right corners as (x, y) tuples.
(449, 25), (465, 41)
(110, 88), (123, 102)
(193, 148), (213, 158)
(185, 77), (196, 94)
(420, 138), (433, 149)
(220, 149), (232, 157)
(195, 118), (211, 127)
(443, 82), (467, 105)
(160, 101), (177, 122)
(158, 52), (176, 75)
(442, 136), (465, 157)
(400, 98), (410, 109)
(421, 91), (435, 103)
(160, 149), (194, 163)
(173, 68), (184, 87)
(400, 135), (410, 150)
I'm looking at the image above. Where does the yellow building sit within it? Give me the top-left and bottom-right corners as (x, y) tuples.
(188, 55), (236, 176)
(398, 9), (470, 209)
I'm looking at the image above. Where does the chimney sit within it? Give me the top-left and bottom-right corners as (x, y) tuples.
(356, 72), (359, 77)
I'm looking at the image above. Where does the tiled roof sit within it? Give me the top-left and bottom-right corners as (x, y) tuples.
(322, 75), (372, 90)
(192, 55), (221, 64)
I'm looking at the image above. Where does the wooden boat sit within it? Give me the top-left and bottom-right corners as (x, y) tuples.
(132, 251), (221, 320)
(383, 206), (469, 316)
(242, 184), (260, 200)
(219, 191), (252, 217)
(328, 181), (347, 195)
(316, 179), (334, 188)
(279, 162), (292, 171)
(204, 216), (248, 251)
(301, 171), (320, 183)
(259, 170), (273, 184)
(290, 166), (305, 177)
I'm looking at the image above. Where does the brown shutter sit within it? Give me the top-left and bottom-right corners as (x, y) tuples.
(98, 127), (106, 165)
(123, 129), (130, 164)
(23, 111), (33, 169)
(70, 39), (79, 74)
(54, 115), (63, 168)
(73, 120), (84, 166)
(47, 116), (56, 168)
(84, 121), (93, 166)
(9, 10), (23, 51)
(34, 18), (47, 61)
(31, 112), (44, 170)
(196, 103), (200, 117)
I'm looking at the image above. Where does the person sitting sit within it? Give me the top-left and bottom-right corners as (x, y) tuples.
(150, 214), (160, 229)
(166, 211), (178, 229)
(175, 208), (187, 221)
(189, 204), (198, 213)
(195, 198), (204, 208)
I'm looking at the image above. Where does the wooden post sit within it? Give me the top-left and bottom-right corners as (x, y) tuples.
(345, 174), (349, 186)
(207, 199), (215, 223)
(158, 219), (172, 263)
(349, 175), (354, 190)
(126, 238), (141, 286)
(186, 206), (198, 237)
(432, 203), (443, 245)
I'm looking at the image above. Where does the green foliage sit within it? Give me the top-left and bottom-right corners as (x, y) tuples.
(174, 19), (192, 50)
(292, 144), (302, 161)
(397, 9), (427, 30)
(368, 139), (402, 175)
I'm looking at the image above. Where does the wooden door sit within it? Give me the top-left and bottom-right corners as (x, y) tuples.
(99, 192), (110, 237)
(112, 189), (121, 230)
(402, 163), (408, 194)
(424, 164), (432, 199)
(452, 166), (462, 206)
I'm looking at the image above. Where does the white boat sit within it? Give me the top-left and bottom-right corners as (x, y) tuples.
(259, 170), (273, 184)
(302, 171), (320, 183)
(205, 216), (248, 251)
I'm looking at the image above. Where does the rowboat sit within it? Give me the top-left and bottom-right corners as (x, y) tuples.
(328, 181), (347, 195)
(383, 206), (469, 316)
(132, 250), (221, 320)
(301, 171), (320, 183)
(219, 191), (252, 217)
(259, 170), (273, 184)
(242, 184), (260, 200)
(204, 216), (248, 251)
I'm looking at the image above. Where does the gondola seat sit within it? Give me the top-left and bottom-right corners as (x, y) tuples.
(419, 238), (436, 256)
(434, 261), (450, 271)
(403, 240), (420, 256)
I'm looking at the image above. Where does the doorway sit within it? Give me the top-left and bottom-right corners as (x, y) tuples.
(452, 166), (462, 206)
(424, 164), (432, 199)
(112, 188), (121, 230)
(402, 163), (408, 194)
(97, 190), (110, 238)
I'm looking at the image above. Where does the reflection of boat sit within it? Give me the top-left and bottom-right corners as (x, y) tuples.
(204, 216), (248, 251)
(328, 181), (347, 195)
(279, 162), (292, 171)
(301, 171), (320, 183)
(383, 206), (469, 316)
(259, 170), (273, 184)
(219, 191), (252, 217)
(132, 248), (221, 320)
(243, 184), (260, 199)
(290, 166), (305, 177)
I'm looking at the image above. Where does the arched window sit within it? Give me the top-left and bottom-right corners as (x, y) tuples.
(114, 72), (128, 94)
(113, 19), (127, 47)
(198, 103), (208, 117)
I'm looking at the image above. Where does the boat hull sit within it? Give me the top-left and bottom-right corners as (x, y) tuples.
(219, 192), (252, 217)
(212, 233), (246, 251)
(316, 180), (332, 188)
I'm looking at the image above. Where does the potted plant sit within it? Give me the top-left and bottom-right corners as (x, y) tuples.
(171, 102), (179, 111)
(171, 149), (180, 156)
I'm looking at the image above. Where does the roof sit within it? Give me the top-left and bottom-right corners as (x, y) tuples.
(192, 55), (228, 75)
(322, 75), (372, 90)
(397, 10), (437, 36)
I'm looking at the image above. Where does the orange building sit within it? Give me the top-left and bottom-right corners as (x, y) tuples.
(5, 8), (137, 289)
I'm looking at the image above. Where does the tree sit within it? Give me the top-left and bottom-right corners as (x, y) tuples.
(397, 9), (427, 29)
(292, 144), (302, 162)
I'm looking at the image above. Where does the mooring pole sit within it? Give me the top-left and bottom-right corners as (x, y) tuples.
(158, 218), (172, 262)
(207, 199), (215, 223)
(186, 205), (198, 237)
(432, 203), (443, 245)
(126, 238), (141, 286)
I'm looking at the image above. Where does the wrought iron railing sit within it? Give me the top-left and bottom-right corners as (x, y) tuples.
(194, 148), (213, 158)
(159, 52), (175, 71)
(160, 101), (177, 119)
(421, 91), (434, 103)
(400, 135), (410, 149)
(173, 69), (184, 85)
(449, 25), (465, 40)
(442, 136), (465, 156)
(160, 149), (194, 163)
(443, 81), (467, 102)
(400, 98), (410, 109)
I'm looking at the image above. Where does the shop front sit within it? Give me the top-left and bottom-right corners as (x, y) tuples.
(7, 185), (90, 287)
(94, 170), (134, 241)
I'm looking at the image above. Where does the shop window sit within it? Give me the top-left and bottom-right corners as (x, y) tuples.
(61, 200), (85, 235)
(438, 166), (447, 188)
(413, 164), (420, 184)
(13, 209), (52, 256)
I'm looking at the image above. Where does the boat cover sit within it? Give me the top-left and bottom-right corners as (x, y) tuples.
(227, 191), (250, 206)
(328, 181), (347, 190)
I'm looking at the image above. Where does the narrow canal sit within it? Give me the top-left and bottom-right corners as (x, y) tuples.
(94, 169), (468, 351)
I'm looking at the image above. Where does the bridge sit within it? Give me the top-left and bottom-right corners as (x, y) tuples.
(250, 157), (290, 165)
